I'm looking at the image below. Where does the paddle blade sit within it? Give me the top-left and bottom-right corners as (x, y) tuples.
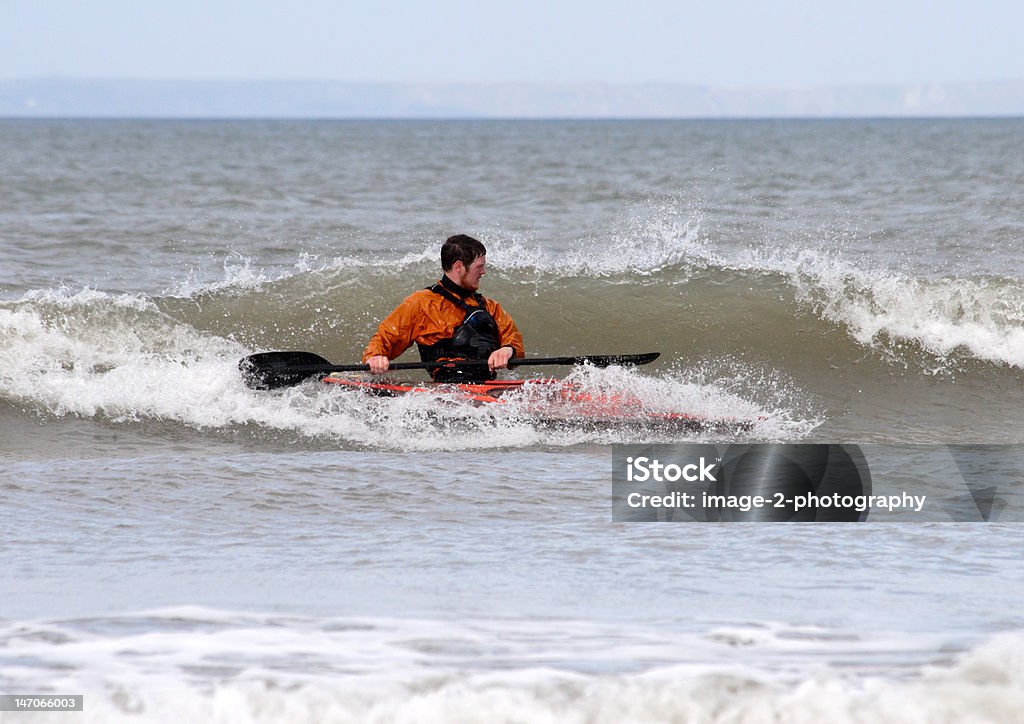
(238, 351), (333, 390)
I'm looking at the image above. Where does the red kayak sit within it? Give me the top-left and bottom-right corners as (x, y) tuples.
(322, 375), (756, 433)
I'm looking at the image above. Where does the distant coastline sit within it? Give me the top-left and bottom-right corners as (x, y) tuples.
(3, 78), (1024, 118)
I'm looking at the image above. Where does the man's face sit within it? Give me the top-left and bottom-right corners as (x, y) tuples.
(457, 255), (486, 291)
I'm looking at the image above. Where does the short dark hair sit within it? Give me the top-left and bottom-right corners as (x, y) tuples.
(441, 234), (486, 271)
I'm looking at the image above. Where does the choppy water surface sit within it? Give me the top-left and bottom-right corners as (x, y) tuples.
(2, 119), (1023, 721)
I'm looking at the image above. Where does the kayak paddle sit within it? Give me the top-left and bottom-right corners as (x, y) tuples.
(239, 350), (660, 390)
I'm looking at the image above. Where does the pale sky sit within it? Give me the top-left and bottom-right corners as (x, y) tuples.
(3, 0), (1023, 88)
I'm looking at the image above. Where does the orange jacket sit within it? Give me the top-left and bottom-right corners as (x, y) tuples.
(363, 284), (525, 362)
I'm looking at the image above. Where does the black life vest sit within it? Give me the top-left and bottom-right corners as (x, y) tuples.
(417, 284), (501, 381)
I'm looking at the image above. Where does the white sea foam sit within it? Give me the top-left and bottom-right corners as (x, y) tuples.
(542, 200), (1024, 370)
(167, 201), (707, 293)
(0, 288), (788, 450)
(788, 256), (1024, 369)
(532, 199), (1024, 369)
(1, 609), (1021, 724)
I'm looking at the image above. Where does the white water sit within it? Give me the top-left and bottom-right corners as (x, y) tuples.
(2, 609), (1022, 723)
(0, 286), (803, 451)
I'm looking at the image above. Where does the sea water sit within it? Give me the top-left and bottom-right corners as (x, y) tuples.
(2, 119), (1023, 722)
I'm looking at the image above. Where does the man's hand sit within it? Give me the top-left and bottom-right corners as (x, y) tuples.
(367, 355), (390, 374)
(488, 346), (514, 372)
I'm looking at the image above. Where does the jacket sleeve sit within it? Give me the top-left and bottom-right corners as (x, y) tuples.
(489, 300), (525, 358)
(362, 295), (420, 361)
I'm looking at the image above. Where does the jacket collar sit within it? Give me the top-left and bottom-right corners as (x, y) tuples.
(439, 274), (475, 299)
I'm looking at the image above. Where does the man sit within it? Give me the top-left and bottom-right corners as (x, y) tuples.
(363, 234), (524, 381)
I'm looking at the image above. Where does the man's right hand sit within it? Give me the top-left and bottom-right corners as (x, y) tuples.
(367, 355), (391, 374)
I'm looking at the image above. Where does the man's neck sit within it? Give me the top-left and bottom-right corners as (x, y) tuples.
(440, 273), (474, 298)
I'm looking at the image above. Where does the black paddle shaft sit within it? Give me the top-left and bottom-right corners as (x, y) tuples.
(238, 350), (660, 390)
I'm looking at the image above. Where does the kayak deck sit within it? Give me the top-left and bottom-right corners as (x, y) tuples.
(322, 375), (756, 433)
